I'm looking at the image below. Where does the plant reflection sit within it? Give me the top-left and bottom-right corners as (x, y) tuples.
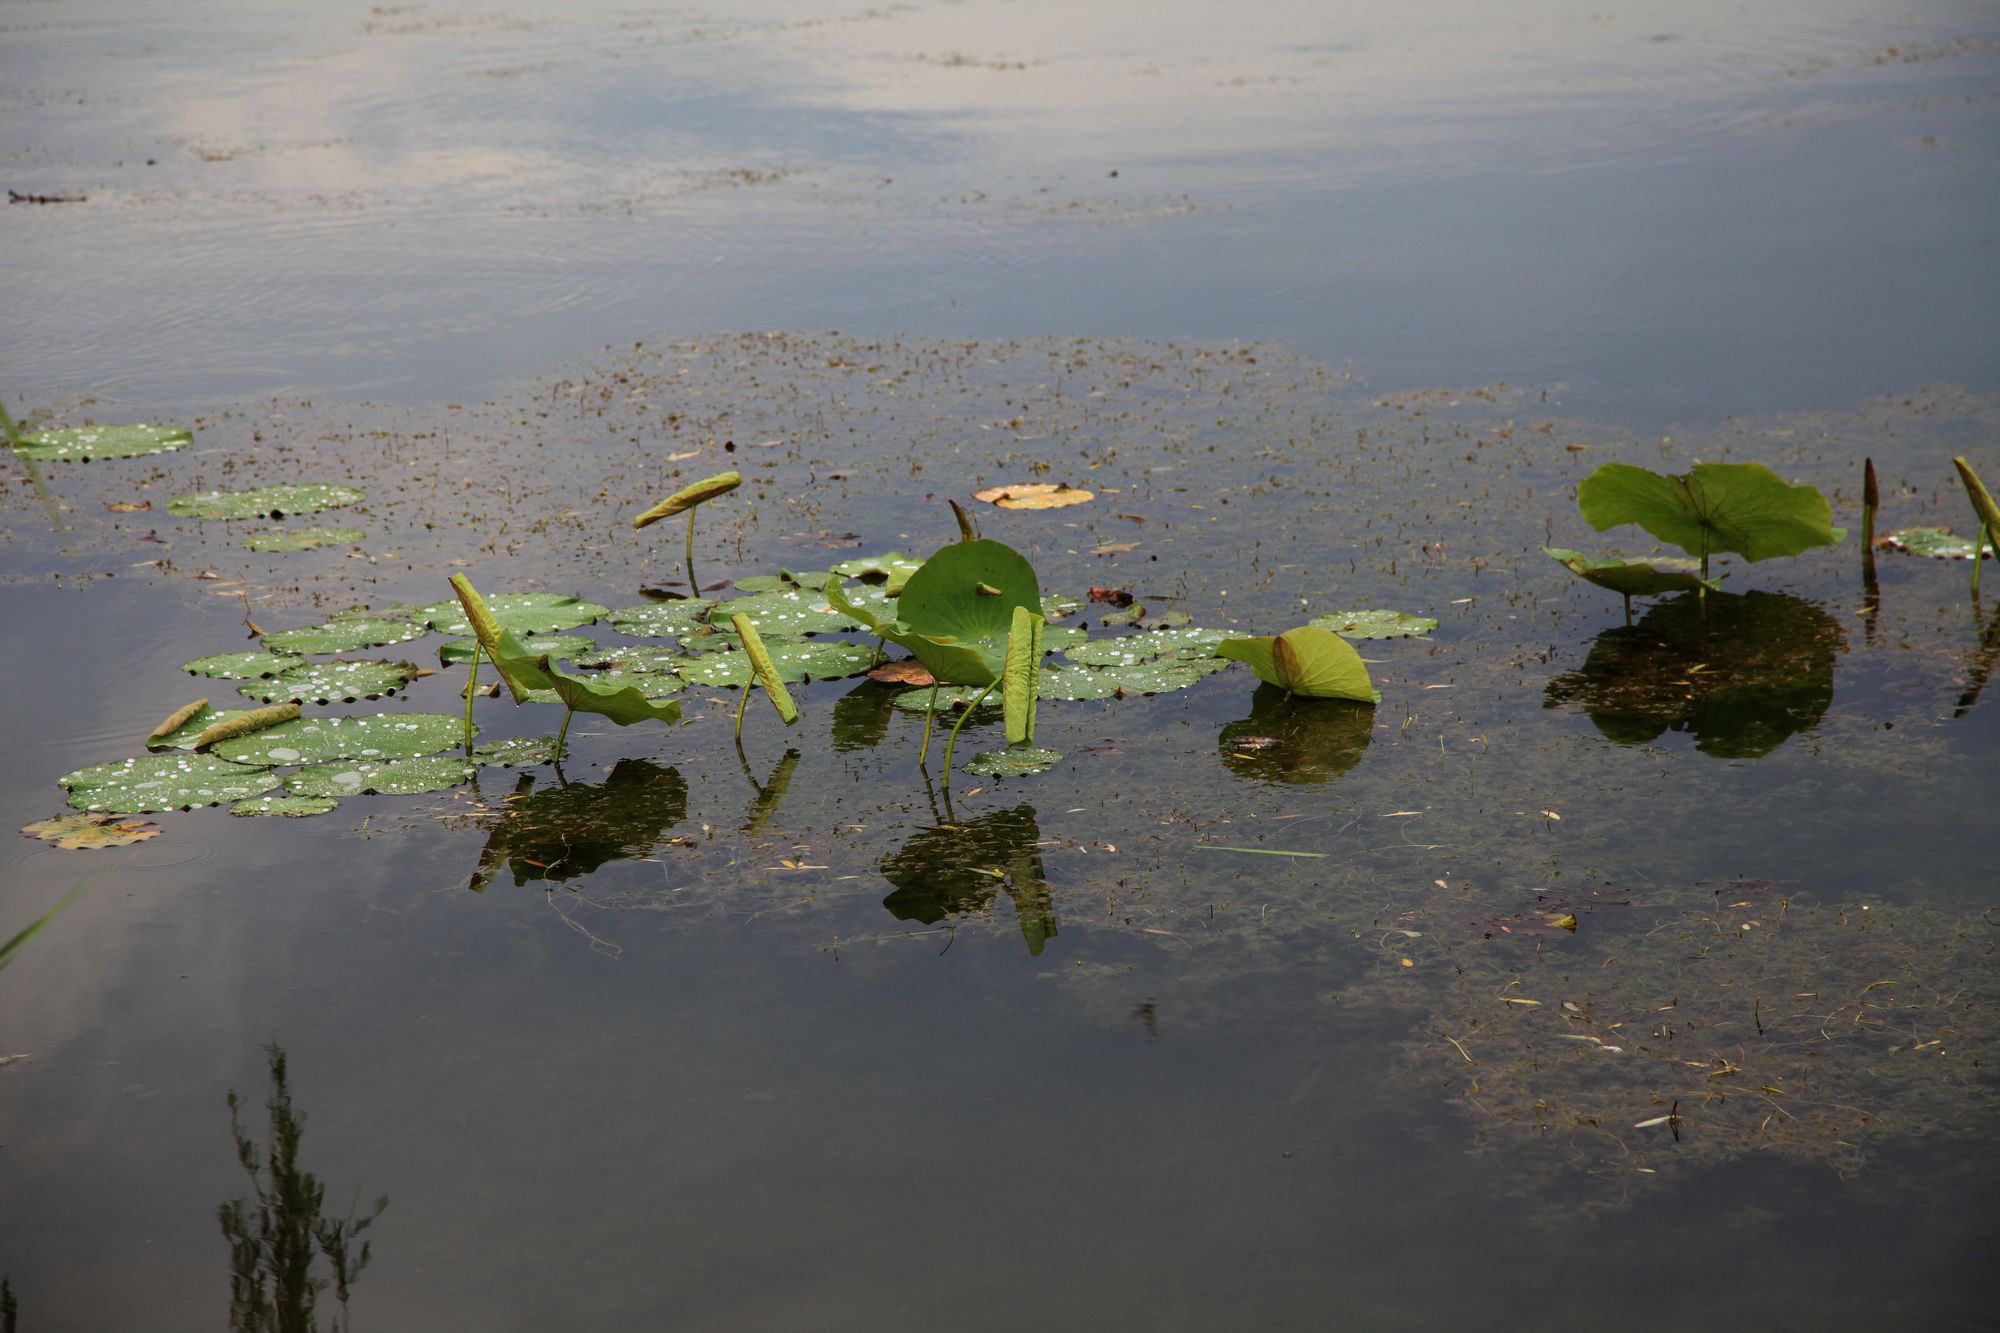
(828, 679), (900, 752)
(467, 758), (688, 892)
(1217, 684), (1375, 784)
(739, 747), (800, 833)
(879, 803), (1057, 955)
(1953, 599), (2000, 718)
(1544, 591), (1844, 758)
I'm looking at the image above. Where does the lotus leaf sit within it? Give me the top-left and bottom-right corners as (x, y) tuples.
(21, 812), (163, 849)
(1066, 627), (1225, 668)
(1577, 462), (1844, 570)
(12, 422), (192, 462)
(229, 795), (340, 818)
(284, 755), (475, 798)
(1098, 603), (1145, 627)
(1219, 684), (1376, 785)
(1879, 527), (1995, 560)
(678, 628), (744, 654)
(1042, 593), (1082, 620)
(1038, 625), (1088, 652)
(1309, 608), (1441, 639)
(830, 540), (1040, 688)
(419, 592), (609, 637)
(568, 666), (685, 699)
(890, 686), (998, 713)
(732, 570), (833, 593)
(569, 644), (680, 672)
(1152, 610), (1192, 628)
(1037, 665), (1122, 701)
(210, 713), (468, 766)
(1002, 604), (1042, 745)
(1955, 456), (2000, 533)
(192, 703), (300, 749)
(1102, 658), (1226, 695)
(707, 590), (859, 636)
(971, 482), (1093, 509)
(148, 699), (217, 748)
(830, 552), (925, 594)
(1217, 626), (1379, 702)
(166, 484), (365, 520)
(471, 736), (560, 768)
(963, 747), (1063, 778)
(442, 633), (594, 666)
(184, 650), (302, 679)
(680, 640), (876, 687)
(608, 600), (716, 637)
(542, 670), (684, 732)
(240, 527), (364, 553)
(632, 471), (740, 527)
(261, 618), (427, 654)
(731, 614), (801, 729)
(1539, 549), (1713, 600)
(237, 659), (420, 705)
(59, 753), (280, 813)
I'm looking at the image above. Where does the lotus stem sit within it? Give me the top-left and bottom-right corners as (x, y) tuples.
(918, 683), (939, 766)
(735, 679), (752, 742)
(940, 679), (999, 784)
(554, 704), (575, 762)
(462, 642), (480, 745)
(685, 509), (699, 596)
(1976, 523), (1992, 601)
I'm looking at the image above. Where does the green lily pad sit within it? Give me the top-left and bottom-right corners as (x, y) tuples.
(963, 747), (1064, 778)
(183, 650), (303, 679)
(1042, 593), (1082, 620)
(731, 570), (834, 593)
(1218, 626), (1380, 703)
(1578, 462), (1845, 565)
(1152, 610), (1192, 628)
(209, 713), (467, 766)
(608, 600), (716, 637)
(1540, 548), (1715, 599)
(284, 755), (475, 798)
(890, 685), (998, 713)
(13, 423), (192, 462)
(831, 541), (1041, 690)
(677, 628), (744, 654)
(568, 644), (683, 672)
(420, 592), (610, 636)
(1309, 608), (1441, 639)
(1039, 625), (1089, 652)
(59, 753), (280, 813)
(572, 667), (686, 698)
(240, 526), (364, 553)
(830, 552), (925, 594)
(236, 659), (421, 705)
(440, 633), (594, 666)
(1037, 665), (1122, 701)
(1102, 658), (1226, 695)
(708, 590), (861, 636)
(1098, 602), (1146, 627)
(676, 639), (872, 687)
(261, 618), (428, 654)
(229, 795), (340, 818)
(166, 484), (366, 521)
(1880, 527), (1995, 560)
(471, 736), (560, 768)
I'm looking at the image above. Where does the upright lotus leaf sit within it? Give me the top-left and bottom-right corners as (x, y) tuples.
(449, 575), (556, 704)
(730, 613), (800, 737)
(1217, 626), (1378, 703)
(1542, 547), (1717, 619)
(1002, 604), (1042, 745)
(543, 668), (684, 732)
(1577, 461), (1845, 575)
(829, 539), (1040, 690)
(1952, 457), (2000, 597)
(633, 470), (741, 596)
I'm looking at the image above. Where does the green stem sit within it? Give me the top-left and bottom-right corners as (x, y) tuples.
(462, 642), (480, 746)
(554, 705), (575, 762)
(940, 679), (999, 785)
(685, 509), (699, 596)
(1975, 522), (1992, 601)
(735, 679), (752, 742)
(918, 683), (939, 766)
(0, 399), (68, 536)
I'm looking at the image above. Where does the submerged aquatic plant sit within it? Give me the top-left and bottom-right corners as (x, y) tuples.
(631, 470), (741, 596)
(1575, 460), (1845, 583)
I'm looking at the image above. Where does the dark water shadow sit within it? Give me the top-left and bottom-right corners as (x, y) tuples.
(467, 758), (688, 892)
(829, 679), (900, 752)
(879, 803), (1057, 956)
(1544, 590), (1844, 758)
(1217, 684), (1375, 785)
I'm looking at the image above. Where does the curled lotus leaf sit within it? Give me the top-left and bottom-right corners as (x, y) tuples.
(59, 753), (279, 813)
(147, 699), (215, 747)
(284, 755), (475, 798)
(962, 747), (1063, 778)
(210, 712), (469, 766)
(166, 484), (365, 520)
(971, 482), (1094, 509)
(1309, 608), (1441, 639)
(13, 423), (192, 462)
(441, 633), (595, 666)
(229, 795), (339, 818)
(471, 736), (560, 768)
(608, 600), (716, 637)
(1954, 456), (2000, 534)
(707, 590), (859, 636)
(1880, 527), (1995, 561)
(1540, 548), (1714, 599)
(193, 703), (300, 749)
(240, 527), (364, 553)
(22, 812), (164, 849)
(261, 618), (427, 654)
(632, 471), (741, 528)
(236, 659), (420, 705)
(1217, 626), (1380, 703)
(419, 592), (609, 637)
(183, 650), (302, 680)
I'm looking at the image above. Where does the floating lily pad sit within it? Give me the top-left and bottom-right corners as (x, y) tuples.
(608, 600), (716, 637)
(1037, 665), (1122, 701)
(677, 628), (745, 654)
(708, 590), (861, 636)
(58, 753), (279, 813)
(240, 526), (364, 553)
(21, 812), (163, 848)
(1310, 609), (1440, 639)
(261, 618), (427, 654)
(572, 667), (685, 698)
(568, 644), (682, 672)
(236, 659), (420, 705)
(147, 699), (222, 749)
(229, 795), (339, 818)
(1102, 658), (1227, 695)
(419, 592), (610, 637)
(972, 482), (1094, 509)
(830, 552), (925, 593)
(284, 755), (475, 798)
(1038, 625), (1089, 652)
(183, 650), (302, 680)
(1042, 593), (1082, 620)
(13, 423), (191, 462)
(210, 713), (467, 766)
(676, 639), (870, 687)
(890, 685), (998, 713)
(1098, 602), (1146, 627)
(471, 736), (560, 768)
(440, 633), (594, 666)
(166, 484), (365, 520)
(732, 570), (833, 594)
(963, 747), (1064, 778)
(1879, 527), (1995, 560)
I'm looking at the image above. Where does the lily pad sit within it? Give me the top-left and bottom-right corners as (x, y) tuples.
(166, 484), (366, 521)
(1065, 628), (1224, 668)
(1578, 462), (1844, 566)
(471, 736), (560, 768)
(1098, 602), (1146, 627)
(568, 644), (682, 672)
(732, 570), (834, 594)
(972, 482), (1094, 509)
(963, 747), (1064, 778)
(229, 795), (340, 818)
(1102, 658), (1226, 695)
(830, 552), (925, 594)
(708, 590), (860, 636)
(59, 753), (279, 813)
(209, 713), (468, 766)
(12, 423), (192, 462)
(183, 650), (302, 680)
(21, 812), (163, 849)
(1309, 609), (1441, 639)
(890, 685), (998, 713)
(420, 592), (610, 637)
(440, 633), (594, 666)
(1042, 593), (1082, 620)
(236, 659), (420, 705)
(261, 618), (428, 654)
(608, 600), (716, 637)
(571, 667), (686, 698)
(1037, 665), (1122, 701)
(240, 527), (364, 553)
(284, 755), (475, 798)
(1879, 527), (1995, 560)
(1217, 626), (1380, 703)
(1038, 625), (1089, 652)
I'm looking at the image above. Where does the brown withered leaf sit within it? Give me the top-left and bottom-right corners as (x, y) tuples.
(105, 500), (152, 513)
(22, 813), (162, 850)
(867, 659), (936, 686)
(1088, 587), (1134, 607)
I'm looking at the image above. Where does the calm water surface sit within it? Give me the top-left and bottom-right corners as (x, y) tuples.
(3, 3), (1998, 1329)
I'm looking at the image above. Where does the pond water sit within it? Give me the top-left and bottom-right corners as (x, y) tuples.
(3, 3), (1998, 1330)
